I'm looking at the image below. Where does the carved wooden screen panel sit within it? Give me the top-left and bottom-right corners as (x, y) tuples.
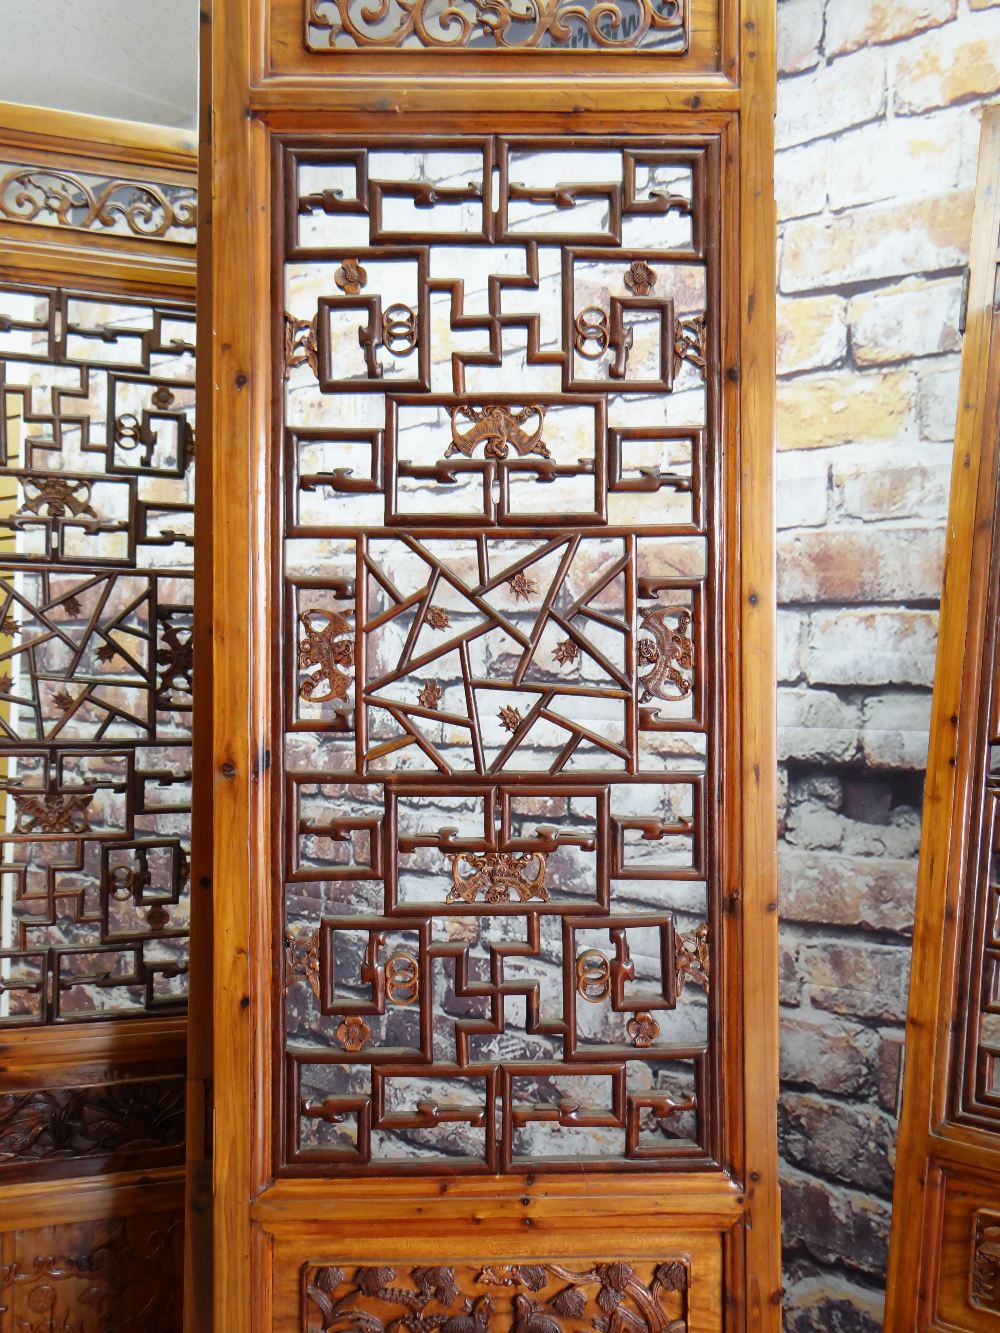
(280, 133), (717, 1177)
(886, 109), (1000, 1332)
(0, 104), (196, 1328)
(204, 3), (778, 1331)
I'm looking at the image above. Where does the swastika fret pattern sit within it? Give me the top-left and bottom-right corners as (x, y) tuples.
(278, 133), (722, 1174)
(0, 281), (194, 1024)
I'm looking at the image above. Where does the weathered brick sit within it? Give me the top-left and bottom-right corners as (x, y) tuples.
(876, 1031), (906, 1112)
(834, 442), (953, 523)
(777, 295), (847, 374)
(780, 1092), (897, 1193)
(849, 277), (963, 366)
(783, 1275), (885, 1333)
(862, 690), (933, 769)
(778, 688), (861, 763)
(778, 609), (807, 682)
(800, 940), (912, 1022)
(826, 0), (956, 55)
(783, 793), (921, 858)
(805, 608), (938, 687)
(777, 370), (914, 450)
(776, 450), (831, 528)
(824, 116), (963, 212)
(780, 1014), (873, 1096)
(779, 847), (917, 932)
(782, 798), (847, 850)
(777, 48), (887, 150)
(781, 191), (974, 292)
(780, 941), (803, 1006)
(894, 9), (1000, 114)
(777, 0), (825, 74)
(778, 527), (945, 603)
(916, 358), (962, 440)
(781, 1168), (893, 1279)
(775, 142), (828, 221)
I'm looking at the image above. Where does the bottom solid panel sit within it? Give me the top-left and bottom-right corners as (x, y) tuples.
(0, 1208), (184, 1332)
(929, 1169), (1000, 1331)
(272, 1232), (724, 1333)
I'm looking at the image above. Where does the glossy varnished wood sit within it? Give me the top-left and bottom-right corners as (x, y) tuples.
(885, 107), (1000, 1332)
(0, 99), (198, 1330)
(204, 2), (778, 1329)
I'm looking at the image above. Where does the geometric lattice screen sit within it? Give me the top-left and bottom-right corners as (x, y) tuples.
(0, 282), (194, 1024)
(278, 134), (719, 1174)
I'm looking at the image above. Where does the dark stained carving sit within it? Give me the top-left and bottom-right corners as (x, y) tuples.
(304, 1261), (689, 1332)
(17, 474), (96, 519)
(972, 1212), (1000, 1312)
(446, 405), (550, 461)
(10, 788), (93, 835)
(0, 1078), (184, 1172)
(298, 608), (355, 702)
(675, 925), (710, 994)
(0, 1213), (183, 1330)
(638, 607), (694, 703)
(448, 851), (549, 905)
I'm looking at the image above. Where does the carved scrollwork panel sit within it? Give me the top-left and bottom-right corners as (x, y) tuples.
(279, 134), (719, 1174)
(305, 0), (689, 53)
(0, 164), (196, 243)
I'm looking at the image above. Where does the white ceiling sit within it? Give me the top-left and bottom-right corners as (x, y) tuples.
(0, 0), (199, 131)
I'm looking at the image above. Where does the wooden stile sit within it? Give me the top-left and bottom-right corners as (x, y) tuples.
(886, 106), (1000, 1333)
(199, 2), (779, 1329)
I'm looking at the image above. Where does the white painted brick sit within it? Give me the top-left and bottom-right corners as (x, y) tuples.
(776, 141), (829, 221)
(805, 608), (939, 687)
(776, 450), (831, 529)
(777, 48), (887, 151)
(778, 610), (808, 683)
(849, 277), (963, 367)
(833, 440), (953, 523)
(824, 115), (963, 212)
(778, 688), (862, 763)
(916, 358), (962, 441)
(826, 0), (957, 55)
(781, 192), (973, 292)
(778, 0), (825, 74)
(862, 691), (933, 769)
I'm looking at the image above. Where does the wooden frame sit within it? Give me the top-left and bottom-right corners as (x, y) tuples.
(0, 100), (198, 1329)
(202, 1), (778, 1328)
(885, 107), (1000, 1332)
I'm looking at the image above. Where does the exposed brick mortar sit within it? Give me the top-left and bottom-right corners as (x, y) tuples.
(775, 1), (1000, 1323)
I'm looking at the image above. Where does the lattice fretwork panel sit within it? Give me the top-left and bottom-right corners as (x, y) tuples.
(0, 282), (194, 1024)
(278, 134), (721, 1174)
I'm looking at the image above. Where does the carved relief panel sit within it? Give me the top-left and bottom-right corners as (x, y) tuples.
(304, 1260), (691, 1332)
(277, 133), (721, 1174)
(0, 1210), (184, 1331)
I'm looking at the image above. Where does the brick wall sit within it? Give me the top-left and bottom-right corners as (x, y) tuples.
(775, 2), (1000, 1326)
